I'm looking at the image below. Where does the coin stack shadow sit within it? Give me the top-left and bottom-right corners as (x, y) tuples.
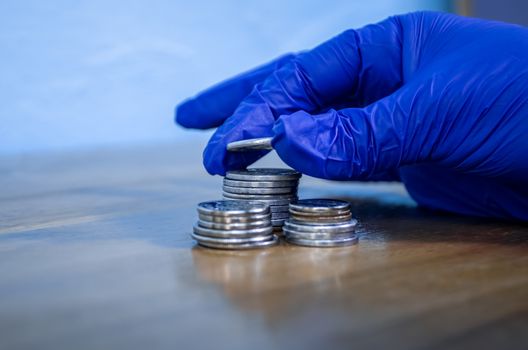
(283, 199), (359, 247)
(193, 200), (278, 249)
(222, 168), (302, 231)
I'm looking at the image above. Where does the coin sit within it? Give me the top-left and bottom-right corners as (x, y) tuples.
(191, 232), (273, 245)
(193, 171), (304, 249)
(198, 212), (271, 223)
(226, 168), (301, 181)
(198, 219), (271, 230)
(193, 223), (273, 238)
(289, 208), (351, 218)
(270, 211), (290, 220)
(223, 185), (297, 195)
(283, 227), (357, 240)
(223, 194), (296, 206)
(223, 178), (298, 188)
(226, 137), (273, 151)
(195, 168), (302, 245)
(270, 205), (290, 213)
(271, 218), (286, 227)
(222, 191), (297, 200)
(289, 214), (353, 224)
(284, 219), (357, 234)
(289, 199), (350, 213)
(284, 234), (358, 247)
(194, 234), (279, 250)
(197, 200), (270, 216)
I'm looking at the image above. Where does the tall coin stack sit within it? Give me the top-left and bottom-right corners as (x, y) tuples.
(192, 200), (278, 249)
(222, 168), (302, 230)
(283, 199), (359, 247)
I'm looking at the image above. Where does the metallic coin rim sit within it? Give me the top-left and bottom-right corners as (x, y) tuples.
(226, 168), (301, 181)
(289, 199), (351, 213)
(191, 232), (273, 244)
(197, 219), (271, 230)
(285, 235), (358, 247)
(289, 216), (353, 224)
(271, 218), (286, 226)
(290, 208), (352, 218)
(226, 137), (273, 152)
(284, 219), (358, 233)
(222, 191), (297, 200)
(198, 212), (271, 223)
(197, 200), (270, 217)
(270, 205), (290, 212)
(223, 195), (295, 206)
(223, 185), (297, 195)
(223, 178), (298, 188)
(271, 213), (290, 220)
(194, 235), (279, 250)
(193, 223), (273, 238)
(289, 208), (351, 218)
(283, 227), (357, 240)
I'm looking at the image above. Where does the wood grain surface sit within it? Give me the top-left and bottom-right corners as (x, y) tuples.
(0, 142), (526, 350)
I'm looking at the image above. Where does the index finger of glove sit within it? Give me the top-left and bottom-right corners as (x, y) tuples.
(175, 54), (295, 129)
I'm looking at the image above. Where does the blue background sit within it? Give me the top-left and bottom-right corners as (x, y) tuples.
(0, 0), (447, 155)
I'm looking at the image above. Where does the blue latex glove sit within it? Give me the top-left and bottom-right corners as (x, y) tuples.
(176, 11), (528, 220)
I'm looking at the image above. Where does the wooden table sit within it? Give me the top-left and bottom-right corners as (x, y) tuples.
(1, 142), (527, 350)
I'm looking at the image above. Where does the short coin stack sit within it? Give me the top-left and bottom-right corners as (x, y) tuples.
(223, 168), (302, 230)
(192, 200), (278, 249)
(284, 199), (358, 247)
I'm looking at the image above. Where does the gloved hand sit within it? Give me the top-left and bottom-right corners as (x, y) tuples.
(176, 11), (528, 221)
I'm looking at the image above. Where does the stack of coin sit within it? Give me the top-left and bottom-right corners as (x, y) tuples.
(192, 200), (278, 249)
(223, 168), (302, 229)
(284, 199), (358, 247)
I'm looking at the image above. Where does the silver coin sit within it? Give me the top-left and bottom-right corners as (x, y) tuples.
(284, 219), (357, 234)
(289, 199), (351, 213)
(226, 137), (273, 151)
(223, 185), (297, 195)
(289, 214), (353, 224)
(223, 178), (299, 188)
(289, 209), (351, 218)
(283, 228), (357, 240)
(199, 212), (271, 223)
(222, 192), (295, 207)
(191, 232), (273, 244)
(197, 200), (269, 217)
(269, 204), (290, 212)
(193, 223), (273, 238)
(222, 191), (297, 200)
(290, 212), (352, 221)
(224, 195), (290, 207)
(271, 212), (290, 220)
(289, 208), (351, 218)
(194, 234), (279, 250)
(271, 218), (286, 226)
(285, 234), (358, 247)
(226, 168), (301, 181)
(198, 219), (271, 230)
